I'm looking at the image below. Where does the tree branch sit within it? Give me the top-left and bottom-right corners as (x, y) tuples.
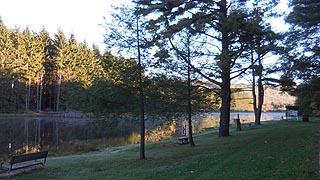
(168, 38), (222, 87)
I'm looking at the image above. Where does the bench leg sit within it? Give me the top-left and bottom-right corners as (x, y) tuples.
(178, 138), (189, 144)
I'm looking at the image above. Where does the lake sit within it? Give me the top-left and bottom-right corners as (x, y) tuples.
(0, 111), (285, 160)
(203, 111), (286, 122)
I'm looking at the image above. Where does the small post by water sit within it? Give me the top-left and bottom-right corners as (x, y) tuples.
(8, 143), (12, 156)
(234, 113), (241, 131)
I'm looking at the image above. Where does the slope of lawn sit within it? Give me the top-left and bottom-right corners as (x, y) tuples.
(14, 120), (319, 180)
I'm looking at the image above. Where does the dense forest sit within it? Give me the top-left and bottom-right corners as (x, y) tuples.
(0, 19), (218, 114)
(0, 19), (296, 115)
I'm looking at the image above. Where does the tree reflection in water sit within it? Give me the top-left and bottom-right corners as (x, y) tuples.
(0, 112), (285, 160)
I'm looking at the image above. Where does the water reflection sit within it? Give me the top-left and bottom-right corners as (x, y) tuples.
(0, 116), (134, 160)
(0, 112), (285, 160)
(0, 117), (87, 159)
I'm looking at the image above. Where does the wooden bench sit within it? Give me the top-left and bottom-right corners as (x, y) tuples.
(177, 136), (189, 144)
(0, 151), (48, 177)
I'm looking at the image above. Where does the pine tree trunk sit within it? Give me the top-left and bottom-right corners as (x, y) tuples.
(219, 74), (231, 137)
(25, 78), (31, 112)
(25, 85), (28, 112)
(251, 50), (259, 125)
(138, 63), (145, 159)
(256, 76), (264, 125)
(36, 73), (43, 112)
(187, 52), (195, 146)
(137, 17), (145, 160)
(37, 74), (40, 112)
(252, 80), (258, 125)
(39, 75), (43, 112)
(56, 71), (61, 112)
(253, 55), (264, 125)
(218, 0), (231, 137)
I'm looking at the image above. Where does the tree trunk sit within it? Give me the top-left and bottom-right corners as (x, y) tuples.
(37, 75), (40, 111)
(219, 74), (231, 137)
(187, 48), (195, 146)
(138, 61), (145, 160)
(251, 49), (259, 125)
(137, 17), (146, 160)
(252, 52), (264, 125)
(302, 115), (309, 122)
(56, 71), (61, 112)
(251, 47), (264, 126)
(256, 76), (264, 125)
(39, 75), (43, 112)
(218, 0), (231, 137)
(25, 78), (31, 112)
(36, 73), (43, 112)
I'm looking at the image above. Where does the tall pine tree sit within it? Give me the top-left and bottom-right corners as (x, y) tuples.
(136, 0), (279, 136)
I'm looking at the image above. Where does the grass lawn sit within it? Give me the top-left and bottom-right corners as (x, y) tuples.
(14, 120), (319, 180)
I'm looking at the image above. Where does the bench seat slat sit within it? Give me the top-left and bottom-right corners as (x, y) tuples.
(11, 161), (43, 170)
(11, 151), (48, 164)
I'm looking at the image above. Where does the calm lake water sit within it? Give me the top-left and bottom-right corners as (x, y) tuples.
(0, 111), (285, 159)
(204, 111), (286, 122)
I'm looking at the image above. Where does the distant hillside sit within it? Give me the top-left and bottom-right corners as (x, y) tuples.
(231, 84), (296, 112)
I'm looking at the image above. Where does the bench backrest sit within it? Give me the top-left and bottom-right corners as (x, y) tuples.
(11, 151), (48, 164)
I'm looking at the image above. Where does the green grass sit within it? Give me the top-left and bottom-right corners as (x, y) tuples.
(14, 120), (319, 180)
(46, 134), (141, 156)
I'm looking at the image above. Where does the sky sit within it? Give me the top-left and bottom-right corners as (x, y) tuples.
(0, 0), (128, 51)
(0, 0), (289, 53)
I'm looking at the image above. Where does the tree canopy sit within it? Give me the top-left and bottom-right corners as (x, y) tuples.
(135, 0), (280, 136)
(283, 0), (320, 80)
(282, 0), (320, 116)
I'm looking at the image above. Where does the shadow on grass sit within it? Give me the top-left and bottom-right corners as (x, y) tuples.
(13, 120), (320, 180)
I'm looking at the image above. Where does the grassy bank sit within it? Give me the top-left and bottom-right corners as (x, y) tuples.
(14, 120), (319, 180)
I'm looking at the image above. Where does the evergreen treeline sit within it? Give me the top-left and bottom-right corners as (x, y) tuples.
(0, 21), (218, 114)
(0, 20), (104, 113)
